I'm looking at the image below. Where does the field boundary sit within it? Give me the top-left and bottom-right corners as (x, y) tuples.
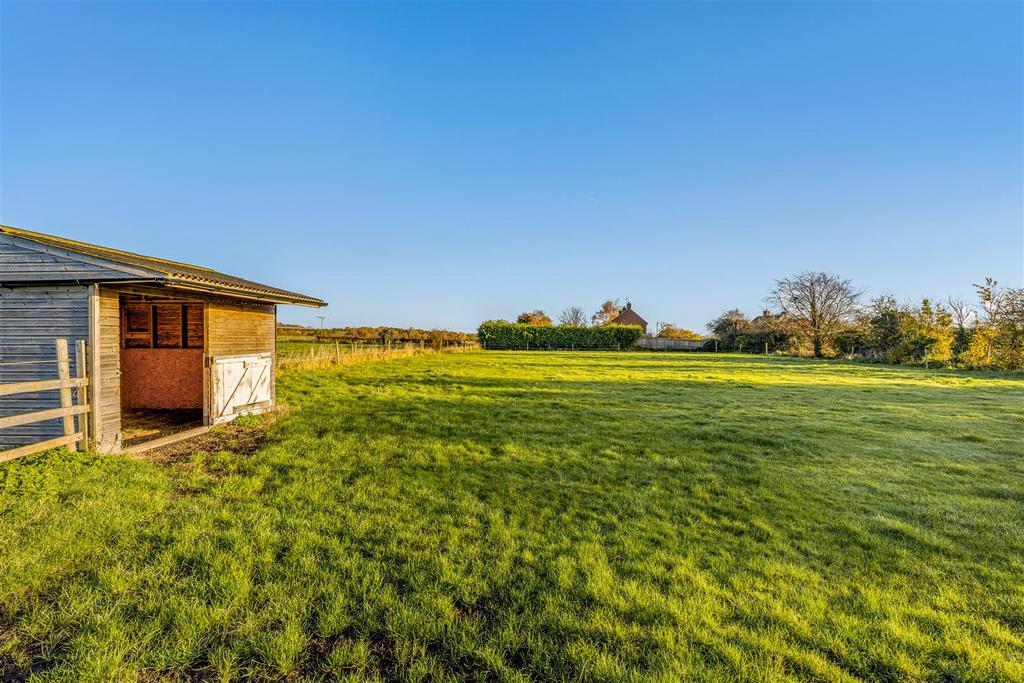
(277, 340), (479, 370)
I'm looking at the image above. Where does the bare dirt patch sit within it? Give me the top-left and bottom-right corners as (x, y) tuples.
(139, 414), (277, 466)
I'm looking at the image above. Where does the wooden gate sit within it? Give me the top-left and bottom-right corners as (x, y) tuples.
(208, 353), (273, 425)
(0, 339), (91, 463)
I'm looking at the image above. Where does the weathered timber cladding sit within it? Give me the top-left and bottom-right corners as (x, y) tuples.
(96, 287), (121, 451)
(205, 301), (276, 421)
(206, 302), (276, 356)
(0, 286), (88, 446)
(0, 236), (137, 283)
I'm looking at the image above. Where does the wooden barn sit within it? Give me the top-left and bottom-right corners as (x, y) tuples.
(0, 225), (325, 453)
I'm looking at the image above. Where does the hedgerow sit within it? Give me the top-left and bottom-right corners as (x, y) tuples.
(477, 321), (643, 350)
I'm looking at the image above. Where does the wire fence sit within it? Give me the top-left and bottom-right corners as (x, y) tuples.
(480, 343), (639, 351)
(277, 340), (480, 370)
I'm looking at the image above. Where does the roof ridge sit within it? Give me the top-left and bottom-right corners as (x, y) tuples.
(0, 224), (325, 307)
(0, 224), (218, 273)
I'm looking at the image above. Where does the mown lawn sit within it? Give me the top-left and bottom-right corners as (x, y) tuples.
(1, 352), (1022, 681)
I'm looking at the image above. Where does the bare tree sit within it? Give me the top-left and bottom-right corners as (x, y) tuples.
(946, 296), (976, 330)
(559, 306), (588, 326)
(591, 299), (622, 326)
(771, 272), (862, 357)
(974, 278), (1007, 323)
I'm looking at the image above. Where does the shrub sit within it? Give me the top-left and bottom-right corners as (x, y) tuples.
(833, 322), (873, 356)
(478, 321), (643, 350)
(516, 310), (553, 325)
(657, 325), (702, 340)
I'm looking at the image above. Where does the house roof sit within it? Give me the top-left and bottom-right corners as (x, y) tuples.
(751, 309), (790, 325)
(610, 303), (647, 327)
(1, 224), (325, 307)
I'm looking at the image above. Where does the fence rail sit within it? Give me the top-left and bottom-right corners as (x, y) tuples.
(0, 339), (90, 463)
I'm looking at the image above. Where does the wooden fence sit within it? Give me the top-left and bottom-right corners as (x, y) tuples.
(0, 339), (90, 463)
(635, 338), (706, 351)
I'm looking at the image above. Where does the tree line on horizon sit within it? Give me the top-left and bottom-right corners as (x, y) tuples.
(707, 272), (1022, 370)
(502, 271), (1021, 369)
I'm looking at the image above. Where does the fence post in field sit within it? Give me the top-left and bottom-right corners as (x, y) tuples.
(75, 340), (89, 448)
(55, 339), (76, 453)
(765, 342), (769, 356)
(714, 340), (718, 353)
(335, 341), (341, 363)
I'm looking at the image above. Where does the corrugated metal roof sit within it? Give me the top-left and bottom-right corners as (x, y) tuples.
(1, 224), (326, 307)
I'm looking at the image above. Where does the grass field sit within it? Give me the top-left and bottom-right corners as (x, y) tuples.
(1, 352), (1022, 681)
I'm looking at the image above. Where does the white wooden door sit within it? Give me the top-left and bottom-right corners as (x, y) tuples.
(208, 353), (273, 424)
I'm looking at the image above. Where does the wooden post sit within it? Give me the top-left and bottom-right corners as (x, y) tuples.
(87, 284), (103, 448)
(335, 341), (341, 363)
(75, 340), (89, 449)
(714, 340), (718, 353)
(765, 342), (769, 356)
(55, 338), (76, 453)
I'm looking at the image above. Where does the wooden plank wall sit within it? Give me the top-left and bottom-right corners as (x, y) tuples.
(0, 286), (89, 447)
(206, 302), (276, 356)
(95, 287), (121, 451)
(205, 301), (277, 423)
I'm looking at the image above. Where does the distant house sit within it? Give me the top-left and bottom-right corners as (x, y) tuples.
(610, 302), (648, 334)
(1, 225), (325, 452)
(751, 309), (789, 325)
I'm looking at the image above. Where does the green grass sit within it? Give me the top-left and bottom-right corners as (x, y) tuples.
(2, 352), (1023, 681)
(277, 336), (323, 355)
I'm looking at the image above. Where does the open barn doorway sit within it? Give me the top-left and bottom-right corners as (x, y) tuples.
(118, 295), (205, 447)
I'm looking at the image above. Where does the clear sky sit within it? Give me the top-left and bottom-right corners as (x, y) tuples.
(1, 1), (1021, 331)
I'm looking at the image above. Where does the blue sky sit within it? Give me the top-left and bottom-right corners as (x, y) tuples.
(2, 1), (1021, 331)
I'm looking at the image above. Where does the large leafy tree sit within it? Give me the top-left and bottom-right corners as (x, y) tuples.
(706, 309), (749, 340)
(967, 279), (1024, 369)
(771, 272), (862, 357)
(516, 310), (552, 326)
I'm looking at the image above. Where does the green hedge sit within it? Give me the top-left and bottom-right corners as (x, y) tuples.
(478, 321), (644, 350)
